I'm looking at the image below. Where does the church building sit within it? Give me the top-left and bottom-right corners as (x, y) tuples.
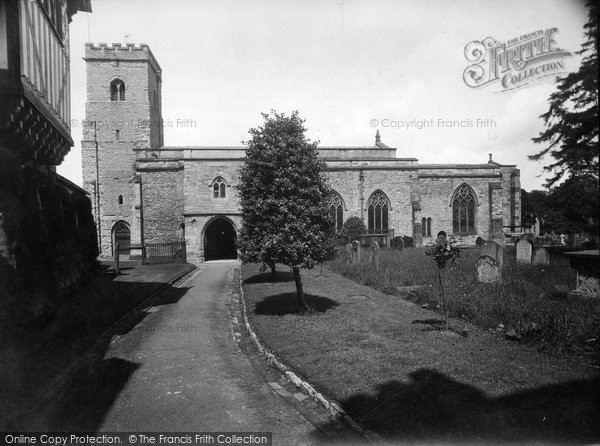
(82, 43), (522, 265)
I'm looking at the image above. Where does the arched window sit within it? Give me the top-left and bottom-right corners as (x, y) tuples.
(422, 217), (432, 236)
(110, 79), (125, 101)
(367, 190), (389, 234)
(328, 191), (344, 231)
(212, 177), (226, 198)
(118, 195), (123, 205)
(452, 184), (476, 235)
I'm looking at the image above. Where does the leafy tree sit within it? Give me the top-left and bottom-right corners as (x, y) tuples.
(237, 111), (336, 310)
(521, 189), (550, 227)
(530, 2), (599, 187)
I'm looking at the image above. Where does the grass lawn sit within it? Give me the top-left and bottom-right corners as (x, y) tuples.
(329, 247), (600, 359)
(241, 259), (600, 444)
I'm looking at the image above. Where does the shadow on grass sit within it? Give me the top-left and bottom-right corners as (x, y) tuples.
(254, 293), (339, 315)
(244, 270), (295, 284)
(327, 368), (600, 444)
(412, 319), (444, 326)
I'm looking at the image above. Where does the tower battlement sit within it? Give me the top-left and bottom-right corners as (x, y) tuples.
(84, 42), (161, 75)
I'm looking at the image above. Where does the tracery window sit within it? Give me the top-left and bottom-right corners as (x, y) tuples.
(212, 177), (226, 198)
(110, 79), (125, 101)
(328, 192), (344, 231)
(452, 184), (476, 235)
(367, 190), (389, 234)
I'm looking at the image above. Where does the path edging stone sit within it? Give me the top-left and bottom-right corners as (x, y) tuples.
(236, 267), (380, 442)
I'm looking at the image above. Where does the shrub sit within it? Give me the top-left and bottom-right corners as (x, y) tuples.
(402, 235), (414, 248)
(341, 216), (366, 236)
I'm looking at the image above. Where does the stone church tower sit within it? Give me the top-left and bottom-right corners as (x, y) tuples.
(82, 43), (163, 256)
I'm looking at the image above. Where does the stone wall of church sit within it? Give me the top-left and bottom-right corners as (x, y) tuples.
(326, 168), (417, 238)
(183, 160), (243, 215)
(414, 175), (494, 245)
(140, 167), (185, 244)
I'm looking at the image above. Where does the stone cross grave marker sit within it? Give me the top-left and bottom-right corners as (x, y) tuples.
(475, 255), (501, 283)
(481, 240), (504, 268)
(370, 241), (380, 269)
(352, 240), (361, 265)
(516, 238), (533, 265)
(532, 247), (550, 266)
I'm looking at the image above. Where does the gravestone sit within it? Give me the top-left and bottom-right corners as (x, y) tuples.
(391, 236), (404, 251)
(345, 243), (352, 263)
(516, 238), (533, 264)
(491, 218), (506, 247)
(532, 247), (550, 266)
(475, 255), (501, 283)
(481, 240), (504, 268)
(370, 241), (380, 269)
(352, 240), (361, 265)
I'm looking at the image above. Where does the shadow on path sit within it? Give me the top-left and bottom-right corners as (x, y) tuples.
(0, 265), (193, 431)
(321, 368), (600, 444)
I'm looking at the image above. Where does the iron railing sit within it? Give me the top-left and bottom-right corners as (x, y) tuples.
(144, 241), (187, 264)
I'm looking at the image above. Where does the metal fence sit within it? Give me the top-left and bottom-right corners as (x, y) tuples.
(144, 241), (187, 264)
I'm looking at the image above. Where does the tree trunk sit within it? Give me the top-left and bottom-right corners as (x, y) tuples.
(438, 268), (448, 331)
(270, 261), (276, 281)
(292, 267), (308, 310)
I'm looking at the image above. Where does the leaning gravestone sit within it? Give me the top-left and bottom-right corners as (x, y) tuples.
(475, 255), (501, 283)
(370, 241), (380, 269)
(352, 240), (361, 265)
(516, 238), (533, 264)
(481, 240), (504, 268)
(532, 247), (550, 266)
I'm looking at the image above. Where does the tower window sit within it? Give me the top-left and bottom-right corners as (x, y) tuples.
(110, 79), (125, 101)
(212, 177), (227, 198)
(118, 195), (123, 205)
(115, 129), (120, 140)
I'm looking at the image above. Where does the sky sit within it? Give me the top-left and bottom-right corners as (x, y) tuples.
(58, 0), (590, 191)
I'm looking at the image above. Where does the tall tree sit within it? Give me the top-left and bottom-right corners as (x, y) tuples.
(530, 2), (599, 187)
(237, 111), (336, 310)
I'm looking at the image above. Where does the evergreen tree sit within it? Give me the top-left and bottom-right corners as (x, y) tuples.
(238, 111), (336, 310)
(530, 2), (599, 187)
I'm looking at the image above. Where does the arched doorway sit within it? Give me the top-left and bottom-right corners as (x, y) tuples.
(112, 221), (130, 257)
(204, 218), (237, 260)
